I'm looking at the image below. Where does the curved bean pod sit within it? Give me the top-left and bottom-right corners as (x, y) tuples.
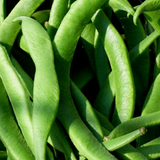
(0, 79), (34, 160)
(92, 9), (135, 126)
(109, 0), (134, 15)
(114, 8), (151, 109)
(134, 0), (160, 25)
(0, 0), (44, 52)
(19, 17), (59, 160)
(52, 0), (117, 159)
(0, 44), (33, 150)
(103, 127), (146, 151)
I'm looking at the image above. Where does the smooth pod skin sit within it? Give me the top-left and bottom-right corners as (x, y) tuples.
(0, 0), (5, 26)
(103, 127), (146, 151)
(134, 0), (160, 25)
(0, 0), (44, 53)
(47, 0), (69, 40)
(137, 136), (160, 159)
(94, 29), (111, 88)
(20, 17), (60, 160)
(92, 9), (135, 126)
(0, 44), (33, 150)
(108, 111), (160, 139)
(48, 119), (77, 160)
(94, 72), (115, 119)
(52, 0), (117, 159)
(0, 77), (34, 160)
(70, 80), (104, 142)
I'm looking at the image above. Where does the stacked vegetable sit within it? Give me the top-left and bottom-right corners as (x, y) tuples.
(0, 0), (160, 159)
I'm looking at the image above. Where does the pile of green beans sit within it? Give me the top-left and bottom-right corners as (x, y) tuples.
(1, 0), (160, 159)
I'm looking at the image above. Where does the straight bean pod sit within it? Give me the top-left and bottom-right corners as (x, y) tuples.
(103, 127), (146, 151)
(108, 111), (160, 139)
(19, 17), (60, 160)
(92, 9), (135, 126)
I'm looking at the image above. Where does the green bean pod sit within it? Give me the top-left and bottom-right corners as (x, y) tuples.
(0, 151), (7, 160)
(108, 111), (160, 139)
(19, 17), (59, 160)
(0, 79), (34, 160)
(52, 0), (118, 159)
(115, 144), (148, 160)
(47, 0), (69, 40)
(103, 127), (146, 151)
(31, 10), (50, 25)
(109, 0), (134, 15)
(92, 9), (135, 126)
(0, 0), (44, 53)
(81, 23), (96, 71)
(94, 29), (111, 88)
(0, 0), (5, 26)
(0, 44), (33, 150)
(70, 80), (104, 142)
(137, 136), (160, 159)
(129, 30), (160, 61)
(48, 119), (77, 160)
(134, 0), (160, 25)
(94, 72), (115, 119)
(141, 73), (160, 115)
(10, 54), (33, 98)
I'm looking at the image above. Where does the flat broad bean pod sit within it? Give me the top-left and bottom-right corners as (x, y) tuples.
(92, 9), (135, 126)
(0, 0), (44, 52)
(18, 17), (60, 160)
(0, 44), (33, 151)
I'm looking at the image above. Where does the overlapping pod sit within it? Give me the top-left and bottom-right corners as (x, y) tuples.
(134, 0), (160, 25)
(0, 75), (34, 160)
(0, 44), (33, 150)
(0, 0), (44, 52)
(17, 17), (60, 160)
(92, 9), (135, 126)
(52, 0), (118, 159)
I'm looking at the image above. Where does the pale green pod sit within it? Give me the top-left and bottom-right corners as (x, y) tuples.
(18, 17), (59, 160)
